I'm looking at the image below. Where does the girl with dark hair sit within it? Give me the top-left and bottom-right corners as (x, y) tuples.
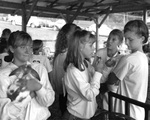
(0, 31), (55, 120)
(62, 30), (104, 120)
(1, 28), (11, 41)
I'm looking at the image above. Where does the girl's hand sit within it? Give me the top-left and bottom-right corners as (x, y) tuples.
(94, 56), (104, 73)
(30, 91), (36, 98)
(105, 58), (116, 67)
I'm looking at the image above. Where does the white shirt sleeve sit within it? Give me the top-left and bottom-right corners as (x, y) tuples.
(65, 67), (102, 101)
(43, 57), (52, 73)
(33, 64), (55, 107)
(113, 56), (131, 81)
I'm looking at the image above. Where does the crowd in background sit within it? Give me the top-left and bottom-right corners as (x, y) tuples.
(0, 19), (149, 120)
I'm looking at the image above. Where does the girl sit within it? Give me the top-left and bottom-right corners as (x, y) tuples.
(62, 30), (104, 120)
(93, 29), (124, 83)
(0, 31), (55, 120)
(93, 29), (124, 110)
(107, 20), (149, 120)
(49, 23), (80, 117)
(1, 28), (11, 41)
(30, 39), (52, 73)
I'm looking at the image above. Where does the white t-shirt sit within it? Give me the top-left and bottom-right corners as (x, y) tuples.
(113, 51), (148, 120)
(64, 63), (102, 119)
(0, 62), (55, 120)
(30, 54), (52, 73)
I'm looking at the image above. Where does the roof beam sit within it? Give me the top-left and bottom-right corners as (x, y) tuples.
(47, 0), (59, 8)
(110, 5), (150, 14)
(22, 2), (27, 32)
(69, 2), (84, 23)
(59, 0), (96, 6)
(26, 0), (39, 21)
(0, 1), (94, 18)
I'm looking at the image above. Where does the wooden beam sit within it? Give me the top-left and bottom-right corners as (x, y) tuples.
(98, 7), (112, 28)
(1, 0), (150, 21)
(95, 17), (99, 51)
(143, 9), (147, 23)
(47, 0), (59, 8)
(0, 8), (15, 14)
(22, 2), (27, 32)
(69, 2), (84, 23)
(110, 5), (150, 14)
(26, 0), (39, 22)
(59, 0), (97, 6)
(59, 13), (67, 22)
(0, 1), (94, 18)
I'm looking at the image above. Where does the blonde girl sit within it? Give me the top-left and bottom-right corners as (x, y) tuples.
(62, 30), (104, 120)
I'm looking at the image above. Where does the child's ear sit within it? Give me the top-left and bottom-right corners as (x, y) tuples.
(9, 46), (14, 53)
(141, 36), (145, 44)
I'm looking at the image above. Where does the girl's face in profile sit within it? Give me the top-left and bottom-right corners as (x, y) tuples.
(124, 31), (143, 53)
(106, 34), (121, 51)
(11, 41), (33, 65)
(81, 39), (95, 59)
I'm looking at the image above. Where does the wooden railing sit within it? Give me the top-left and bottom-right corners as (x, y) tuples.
(108, 91), (150, 120)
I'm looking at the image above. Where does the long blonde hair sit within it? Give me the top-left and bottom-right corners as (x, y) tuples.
(64, 30), (96, 71)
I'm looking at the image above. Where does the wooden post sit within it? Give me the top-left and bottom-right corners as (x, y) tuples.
(143, 9), (147, 24)
(22, 2), (27, 32)
(95, 17), (99, 51)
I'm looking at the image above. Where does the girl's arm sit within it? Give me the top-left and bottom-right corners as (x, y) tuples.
(43, 56), (52, 73)
(66, 67), (102, 101)
(107, 72), (120, 85)
(33, 64), (55, 107)
(105, 56), (129, 92)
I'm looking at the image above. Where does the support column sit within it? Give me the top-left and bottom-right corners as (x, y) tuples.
(22, 2), (27, 32)
(143, 9), (147, 23)
(95, 17), (99, 52)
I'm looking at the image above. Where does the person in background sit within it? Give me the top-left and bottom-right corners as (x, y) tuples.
(1, 28), (11, 41)
(93, 29), (124, 110)
(106, 20), (149, 120)
(30, 39), (52, 73)
(62, 30), (104, 120)
(0, 31), (55, 120)
(0, 28), (12, 65)
(49, 23), (80, 119)
(0, 38), (10, 69)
